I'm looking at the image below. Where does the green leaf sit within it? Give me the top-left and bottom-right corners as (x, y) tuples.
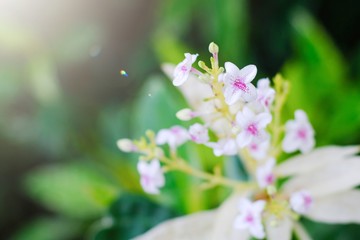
(90, 194), (179, 240)
(24, 161), (119, 219)
(12, 217), (82, 240)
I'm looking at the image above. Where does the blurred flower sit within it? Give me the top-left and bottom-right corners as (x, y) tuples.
(188, 123), (209, 144)
(137, 159), (165, 194)
(282, 109), (315, 153)
(290, 190), (313, 214)
(256, 158), (276, 188)
(234, 198), (266, 239)
(156, 126), (189, 150)
(236, 106), (272, 148)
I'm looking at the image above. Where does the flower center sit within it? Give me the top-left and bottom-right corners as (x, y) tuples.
(233, 79), (248, 92)
(297, 128), (307, 139)
(181, 65), (188, 72)
(247, 124), (258, 135)
(142, 174), (152, 186)
(245, 213), (254, 224)
(265, 174), (274, 185)
(304, 195), (312, 207)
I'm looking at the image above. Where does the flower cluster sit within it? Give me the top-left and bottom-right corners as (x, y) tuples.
(118, 42), (360, 240)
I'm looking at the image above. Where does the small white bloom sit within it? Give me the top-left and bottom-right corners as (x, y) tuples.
(247, 137), (270, 161)
(156, 126), (189, 150)
(206, 138), (238, 156)
(188, 123), (209, 144)
(234, 198), (266, 239)
(116, 138), (137, 152)
(256, 78), (275, 110)
(223, 62), (257, 105)
(290, 190), (313, 214)
(137, 159), (165, 194)
(256, 158), (276, 188)
(236, 107), (272, 148)
(282, 110), (315, 154)
(173, 53), (198, 86)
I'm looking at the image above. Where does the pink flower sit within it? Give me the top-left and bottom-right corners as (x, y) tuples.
(256, 158), (276, 188)
(236, 107), (272, 148)
(290, 190), (313, 214)
(156, 126), (189, 150)
(137, 159), (165, 194)
(188, 123), (209, 144)
(282, 110), (315, 154)
(173, 53), (198, 86)
(223, 62), (257, 105)
(206, 138), (238, 156)
(234, 198), (266, 239)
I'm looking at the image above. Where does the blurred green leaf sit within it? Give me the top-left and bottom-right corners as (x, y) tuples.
(90, 194), (179, 240)
(282, 9), (360, 145)
(25, 161), (119, 220)
(12, 217), (82, 240)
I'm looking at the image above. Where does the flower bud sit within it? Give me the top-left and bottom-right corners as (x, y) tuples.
(208, 42), (219, 54)
(117, 138), (136, 152)
(176, 108), (196, 121)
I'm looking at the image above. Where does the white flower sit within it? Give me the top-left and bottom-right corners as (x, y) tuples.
(137, 159), (165, 194)
(236, 107), (272, 148)
(247, 137), (270, 161)
(256, 78), (275, 111)
(282, 109), (315, 154)
(256, 158), (276, 188)
(188, 123), (209, 144)
(290, 190), (313, 214)
(173, 53), (198, 86)
(206, 138), (238, 156)
(156, 125), (189, 150)
(234, 198), (266, 239)
(223, 62), (257, 105)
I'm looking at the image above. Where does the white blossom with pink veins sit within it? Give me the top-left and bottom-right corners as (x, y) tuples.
(173, 53), (198, 86)
(236, 106), (272, 148)
(234, 198), (266, 239)
(223, 62), (258, 105)
(137, 159), (165, 194)
(290, 190), (313, 214)
(188, 123), (209, 144)
(206, 138), (238, 156)
(156, 125), (189, 150)
(282, 109), (315, 154)
(256, 158), (276, 188)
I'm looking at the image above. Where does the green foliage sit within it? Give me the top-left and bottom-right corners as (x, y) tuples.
(24, 161), (119, 220)
(12, 217), (82, 240)
(90, 194), (179, 240)
(282, 9), (360, 145)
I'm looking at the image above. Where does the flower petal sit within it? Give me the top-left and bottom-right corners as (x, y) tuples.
(275, 145), (360, 176)
(306, 190), (360, 224)
(265, 217), (293, 240)
(238, 64), (257, 83)
(134, 210), (215, 240)
(225, 61), (241, 76)
(282, 156), (360, 197)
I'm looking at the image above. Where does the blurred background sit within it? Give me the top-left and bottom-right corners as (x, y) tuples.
(0, 0), (359, 239)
